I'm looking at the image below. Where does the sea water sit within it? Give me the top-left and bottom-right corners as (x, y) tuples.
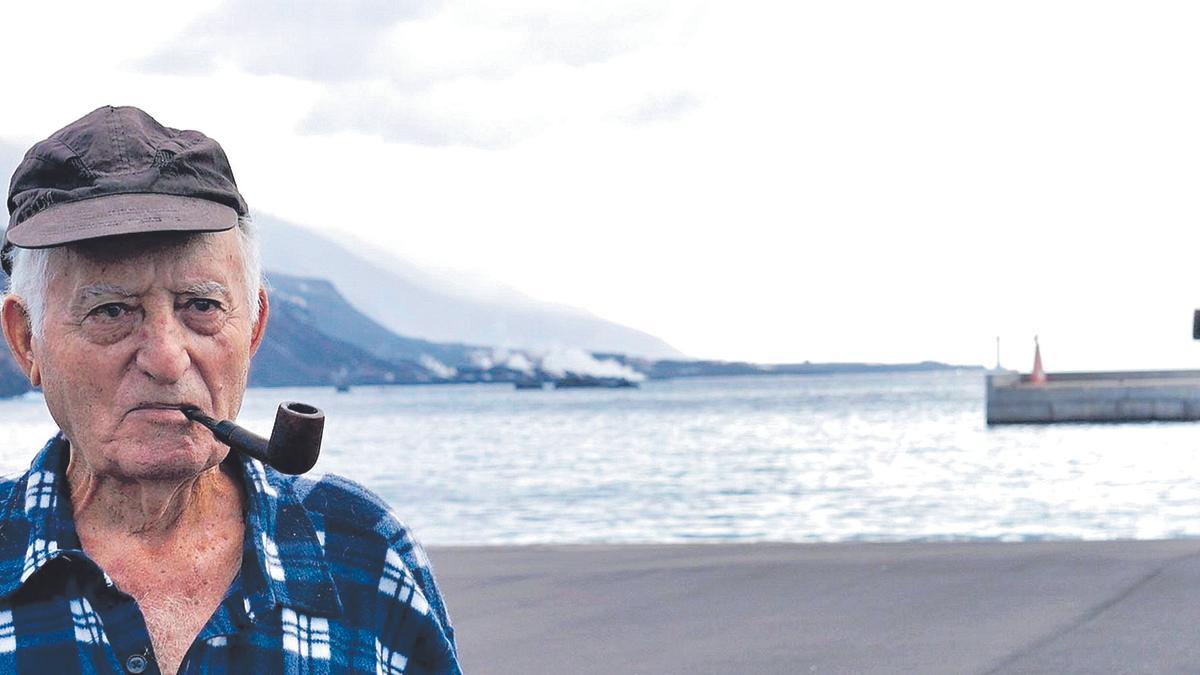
(2, 371), (1200, 545)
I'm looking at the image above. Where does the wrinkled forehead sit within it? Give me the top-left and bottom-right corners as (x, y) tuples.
(49, 230), (243, 293)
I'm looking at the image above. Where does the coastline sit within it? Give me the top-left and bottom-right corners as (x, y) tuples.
(431, 539), (1200, 674)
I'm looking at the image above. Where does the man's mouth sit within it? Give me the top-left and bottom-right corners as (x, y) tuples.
(127, 403), (201, 420)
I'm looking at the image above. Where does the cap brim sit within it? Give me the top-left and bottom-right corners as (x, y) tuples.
(6, 193), (238, 248)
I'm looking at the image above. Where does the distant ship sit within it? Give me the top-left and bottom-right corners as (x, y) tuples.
(552, 374), (639, 389)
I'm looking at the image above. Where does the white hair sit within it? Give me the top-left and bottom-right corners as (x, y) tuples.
(4, 216), (263, 340)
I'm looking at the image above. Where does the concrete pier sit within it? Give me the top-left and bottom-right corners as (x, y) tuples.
(986, 370), (1200, 424)
(431, 539), (1200, 674)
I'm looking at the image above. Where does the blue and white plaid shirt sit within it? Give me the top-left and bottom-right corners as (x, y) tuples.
(0, 434), (461, 674)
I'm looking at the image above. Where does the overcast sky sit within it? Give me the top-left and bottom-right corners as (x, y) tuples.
(3, 1), (1200, 370)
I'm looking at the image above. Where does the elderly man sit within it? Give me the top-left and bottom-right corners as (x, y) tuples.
(0, 107), (461, 674)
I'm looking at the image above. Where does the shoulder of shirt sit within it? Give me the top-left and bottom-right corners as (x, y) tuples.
(266, 469), (421, 551)
(0, 461), (32, 522)
(0, 469), (25, 508)
(0, 434), (65, 524)
(0, 465), (32, 567)
(262, 467), (452, 629)
(265, 471), (459, 663)
(267, 470), (455, 652)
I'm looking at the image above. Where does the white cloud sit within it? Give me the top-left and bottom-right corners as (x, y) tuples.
(621, 91), (701, 124)
(142, 0), (704, 147)
(138, 0), (441, 80)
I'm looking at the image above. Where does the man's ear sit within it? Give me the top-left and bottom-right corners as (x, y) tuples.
(248, 288), (269, 357)
(2, 296), (40, 387)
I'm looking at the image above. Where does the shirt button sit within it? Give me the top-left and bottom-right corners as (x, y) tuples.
(125, 654), (147, 673)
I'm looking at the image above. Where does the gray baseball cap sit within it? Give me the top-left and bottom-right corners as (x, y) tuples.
(3, 105), (248, 274)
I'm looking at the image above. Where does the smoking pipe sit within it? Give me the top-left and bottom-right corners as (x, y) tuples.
(181, 402), (325, 475)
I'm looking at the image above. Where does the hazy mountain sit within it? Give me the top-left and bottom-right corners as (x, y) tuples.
(251, 278), (436, 386)
(267, 273), (478, 368)
(639, 358), (983, 379)
(0, 140), (23, 180)
(0, 349), (31, 398)
(0, 137), (32, 399)
(255, 213), (686, 359)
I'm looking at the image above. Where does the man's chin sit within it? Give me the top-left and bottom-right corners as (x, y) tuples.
(79, 435), (227, 483)
(119, 457), (216, 482)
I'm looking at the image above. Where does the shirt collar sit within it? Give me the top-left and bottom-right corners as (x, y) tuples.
(0, 434), (79, 599)
(0, 434), (342, 619)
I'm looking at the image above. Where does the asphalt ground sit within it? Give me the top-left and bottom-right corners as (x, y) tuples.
(430, 539), (1200, 674)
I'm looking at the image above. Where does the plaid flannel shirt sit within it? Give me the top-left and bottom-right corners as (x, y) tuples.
(0, 434), (461, 674)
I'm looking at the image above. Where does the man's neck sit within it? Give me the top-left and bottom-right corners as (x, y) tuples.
(67, 455), (244, 546)
(66, 452), (248, 675)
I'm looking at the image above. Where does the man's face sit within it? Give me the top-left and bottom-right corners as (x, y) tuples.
(29, 230), (266, 481)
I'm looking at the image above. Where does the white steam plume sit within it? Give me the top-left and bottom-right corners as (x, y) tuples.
(537, 347), (645, 382)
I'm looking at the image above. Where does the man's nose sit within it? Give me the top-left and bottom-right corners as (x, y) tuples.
(134, 310), (190, 383)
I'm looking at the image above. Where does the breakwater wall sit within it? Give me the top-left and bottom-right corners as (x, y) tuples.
(986, 369), (1200, 424)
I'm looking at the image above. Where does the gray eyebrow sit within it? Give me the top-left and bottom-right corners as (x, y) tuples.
(75, 282), (135, 301)
(71, 281), (230, 305)
(179, 281), (230, 297)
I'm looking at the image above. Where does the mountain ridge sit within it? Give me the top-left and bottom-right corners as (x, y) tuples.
(255, 213), (686, 359)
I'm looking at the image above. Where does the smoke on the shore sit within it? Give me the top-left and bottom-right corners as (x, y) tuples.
(538, 347), (645, 381)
